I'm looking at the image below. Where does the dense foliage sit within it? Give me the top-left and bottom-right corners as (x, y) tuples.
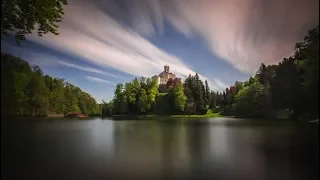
(218, 25), (319, 119)
(104, 72), (211, 116)
(110, 77), (160, 115)
(1, 0), (68, 43)
(1, 53), (101, 116)
(104, 25), (319, 120)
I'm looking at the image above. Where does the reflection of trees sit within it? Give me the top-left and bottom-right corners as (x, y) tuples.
(186, 120), (211, 168)
(112, 121), (163, 165)
(112, 119), (213, 177)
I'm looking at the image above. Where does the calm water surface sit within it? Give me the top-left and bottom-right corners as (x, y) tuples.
(1, 117), (318, 180)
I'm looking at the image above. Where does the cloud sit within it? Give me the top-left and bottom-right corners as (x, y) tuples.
(85, 76), (116, 85)
(101, 0), (318, 73)
(58, 61), (125, 79)
(26, 0), (227, 90)
(1, 42), (61, 67)
(213, 78), (229, 90)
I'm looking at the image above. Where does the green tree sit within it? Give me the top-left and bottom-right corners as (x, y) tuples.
(209, 91), (216, 109)
(49, 78), (65, 114)
(64, 83), (81, 113)
(146, 78), (158, 110)
(169, 83), (187, 112)
(271, 58), (303, 117)
(194, 73), (206, 114)
(25, 75), (50, 116)
(138, 89), (149, 113)
(295, 26), (319, 118)
(1, 0), (68, 43)
(113, 83), (127, 114)
(102, 100), (113, 117)
(205, 80), (210, 105)
(233, 80), (267, 117)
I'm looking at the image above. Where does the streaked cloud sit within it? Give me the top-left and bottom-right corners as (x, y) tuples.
(85, 76), (116, 85)
(26, 0), (227, 90)
(58, 60), (125, 79)
(101, 0), (318, 73)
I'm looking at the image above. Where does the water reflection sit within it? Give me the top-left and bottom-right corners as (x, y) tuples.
(1, 117), (318, 180)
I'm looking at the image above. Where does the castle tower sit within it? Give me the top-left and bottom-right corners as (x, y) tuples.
(164, 65), (169, 73)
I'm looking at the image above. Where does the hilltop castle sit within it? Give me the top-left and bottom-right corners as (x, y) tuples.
(152, 65), (181, 92)
(152, 65), (176, 85)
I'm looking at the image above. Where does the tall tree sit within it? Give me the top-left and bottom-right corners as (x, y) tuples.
(271, 58), (303, 117)
(295, 26), (319, 118)
(138, 89), (149, 113)
(170, 83), (187, 112)
(146, 78), (158, 110)
(25, 75), (49, 116)
(194, 73), (206, 114)
(113, 83), (127, 114)
(209, 91), (216, 109)
(1, 0), (68, 43)
(233, 80), (267, 117)
(205, 80), (211, 107)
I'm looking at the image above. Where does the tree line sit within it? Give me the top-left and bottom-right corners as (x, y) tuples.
(216, 25), (319, 119)
(103, 25), (318, 120)
(1, 53), (101, 116)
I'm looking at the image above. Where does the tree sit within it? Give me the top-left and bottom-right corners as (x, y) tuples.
(113, 83), (127, 114)
(146, 79), (158, 110)
(225, 87), (230, 104)
(194, 73), (206, 114)
(1, 0), (68, 43)
(48, 78), (65, 114)
(138, 89), (149, 113)
(233, 80), (267, 117)
(271, 58), (303, 117)
(102, 100), (113, 117)
(64, 84), (80, 113)
(184, 87), (193, 103)
(209, 91), (216, 109)
(256, 63), (273, 113)
(25, 75), (50, 116)
(184, 101), (196, 116)
(205, 80), (210, 105)
(170, 83), (187, 112)
(222, 91), (227, 106)
(256, 63), (267, 85)
(295, 26), (319, 118)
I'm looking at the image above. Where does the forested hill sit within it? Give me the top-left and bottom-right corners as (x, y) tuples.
(1, 53), (101, 117)
(222, 25), (319, 119)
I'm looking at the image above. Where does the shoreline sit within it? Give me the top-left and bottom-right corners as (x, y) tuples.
(111, 113), (223, 119)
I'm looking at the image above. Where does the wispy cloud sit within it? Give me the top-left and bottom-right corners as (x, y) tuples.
(26, 0), (227, 90)
(100, 0), (318, 73)
(58, 60), (125, 79)
(85, 76), (116, 85)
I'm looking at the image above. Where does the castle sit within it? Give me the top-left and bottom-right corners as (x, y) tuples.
(152, 65), (181, 92)
(152, 65), (176, 85)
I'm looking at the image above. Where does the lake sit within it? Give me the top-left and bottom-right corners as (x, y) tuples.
(1, 117), (318, 180)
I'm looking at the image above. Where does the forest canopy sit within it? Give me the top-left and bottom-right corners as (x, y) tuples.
(1, 53), (101, 116)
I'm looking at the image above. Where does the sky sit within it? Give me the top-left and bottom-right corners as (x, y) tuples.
(1, 0), (319, 103)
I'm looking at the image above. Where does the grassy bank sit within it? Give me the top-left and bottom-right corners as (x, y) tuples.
(170, 110), (222, 118)
(112, 109), (223, 120)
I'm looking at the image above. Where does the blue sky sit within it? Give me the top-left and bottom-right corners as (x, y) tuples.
(1, 0), (318, 103)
